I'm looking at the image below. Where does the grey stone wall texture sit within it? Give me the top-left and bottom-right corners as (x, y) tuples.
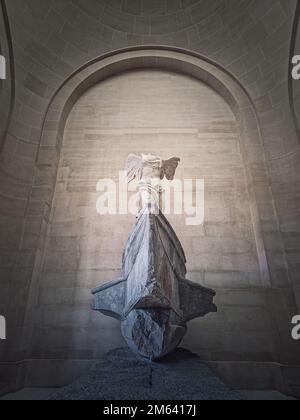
(0, 0), (299, 398)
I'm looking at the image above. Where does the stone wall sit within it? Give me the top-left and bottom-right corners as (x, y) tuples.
(0, 0), (299, 397)
(0, 0), (15, 364)
(291, 4), (300, 310)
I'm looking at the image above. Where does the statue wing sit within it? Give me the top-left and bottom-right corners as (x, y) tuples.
(125, 154), (143, 183)
(162, 157), (180, 180)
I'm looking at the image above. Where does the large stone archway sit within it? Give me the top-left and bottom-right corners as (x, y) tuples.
(8, 48), (298, 395)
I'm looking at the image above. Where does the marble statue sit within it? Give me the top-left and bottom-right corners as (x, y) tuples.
(92, 154), (217, 360)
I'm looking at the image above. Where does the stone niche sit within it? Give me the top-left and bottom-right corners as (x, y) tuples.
(34, 67), (264, 372)
(17, 50), (299, 397)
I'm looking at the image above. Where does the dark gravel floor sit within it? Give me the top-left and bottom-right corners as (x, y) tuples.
(50, 347), (243, 400)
